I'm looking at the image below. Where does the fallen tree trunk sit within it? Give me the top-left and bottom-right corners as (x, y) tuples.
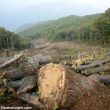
(0, 52), (23, 70)
(75, 58), (110, 71)
(8, 76), (37, 94)
(4, 68), (25, 79)
(1, 65), (38, 79)
(81, 63), (110, 76)
(38, 63), (110, 110)
(28, 54), (52, 66)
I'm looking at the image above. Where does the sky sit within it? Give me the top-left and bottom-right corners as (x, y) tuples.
(0, 0), (110, 31)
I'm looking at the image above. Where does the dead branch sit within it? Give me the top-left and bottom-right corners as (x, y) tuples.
(0, 52), (23, 70)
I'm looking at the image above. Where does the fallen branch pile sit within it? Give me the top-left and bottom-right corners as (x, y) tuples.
(0, 52), (110, 110)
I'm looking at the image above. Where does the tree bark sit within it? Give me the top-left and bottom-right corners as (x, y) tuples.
(0, 52), (23, 70)
(0, 65), (38, 79)
(28, 54), (52, 66)
(8, 76), (37, 94)
(99, 75), (110, 84)
(75, 58), (110, 71)
(38, 63), (110, 110)
(81, 63), (110, 76)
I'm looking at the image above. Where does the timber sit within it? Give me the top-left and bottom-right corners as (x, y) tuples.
(81, 63), (110, 76)
(28, 54), (52, 66)
(4, 68), (25, 79)
(0, 51), (110, 110)
(0, 52), (23, 70)
(1, 66), (37, 79)
(38, 63), (110, 110)
(8, 76), (36, 94)
(75, 58), (110, 71)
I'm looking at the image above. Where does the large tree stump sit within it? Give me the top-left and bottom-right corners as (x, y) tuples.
(38, 63), (110, 110)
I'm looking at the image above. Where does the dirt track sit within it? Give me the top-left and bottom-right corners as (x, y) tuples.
(28, 41), (110, 62)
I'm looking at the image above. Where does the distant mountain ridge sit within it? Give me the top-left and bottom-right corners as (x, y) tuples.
(16, 23), (35, 32)
(1, 1), (105, 30)
(17, 13), (101, 38)
(17, 8), (110, 45)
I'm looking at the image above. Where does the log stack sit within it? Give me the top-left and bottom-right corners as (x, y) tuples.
(72, 58), (110, 76)
(0, 52), (110, 110)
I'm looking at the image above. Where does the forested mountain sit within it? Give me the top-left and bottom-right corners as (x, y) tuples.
(18, 8), (110, 45)
(0, 27), (30, 50)
(92, 8), (110, 45)
(18, 14), (101, 39)
(16, 23), (35, 33)
(1, 1), (102, 30)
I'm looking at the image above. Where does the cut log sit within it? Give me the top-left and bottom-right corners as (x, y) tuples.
(4, 68), (25, 79)
(21, 64), (38, 76)
(1, 66), (37, 79)
(75, 58), (110, 71)
(81, 63), (110, 76)
(0, 52), (23, 70)
(8, 76), (37, 94)
(28, 54), (52, 66)
(39, 55), (52, 65)
(38, 63), (110, 110)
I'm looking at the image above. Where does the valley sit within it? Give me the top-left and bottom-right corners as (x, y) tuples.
(0, 6), (110, 110)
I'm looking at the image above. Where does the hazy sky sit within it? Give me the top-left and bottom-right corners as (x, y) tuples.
(1, 0), (110, 12)
(0, 0), (110, 30)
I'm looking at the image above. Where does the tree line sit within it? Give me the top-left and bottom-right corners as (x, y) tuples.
(0, 27), (30, 50)
(76, 8), (110, 45)
(47, 8), (110, 45)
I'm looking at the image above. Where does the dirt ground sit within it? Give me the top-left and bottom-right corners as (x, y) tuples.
(27, 41), (110, 62)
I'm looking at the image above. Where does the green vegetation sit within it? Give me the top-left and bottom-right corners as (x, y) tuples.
(0, 27), (30, 50)
(16, 23), (35, 33)
(18, 8), (110, 45)
(18, 14), (101, 40)
(92, 8), (110, 45)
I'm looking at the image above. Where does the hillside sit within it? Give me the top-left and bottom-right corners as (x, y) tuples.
(1, 1), (103, 30)
(16, 23), (35, 33)
(18, 14), (101, 40)
(18, 8), (110, 45)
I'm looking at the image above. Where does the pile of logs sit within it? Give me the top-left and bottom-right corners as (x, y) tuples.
(72, 58), (110, 77)
(0, 52), (110, 110)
